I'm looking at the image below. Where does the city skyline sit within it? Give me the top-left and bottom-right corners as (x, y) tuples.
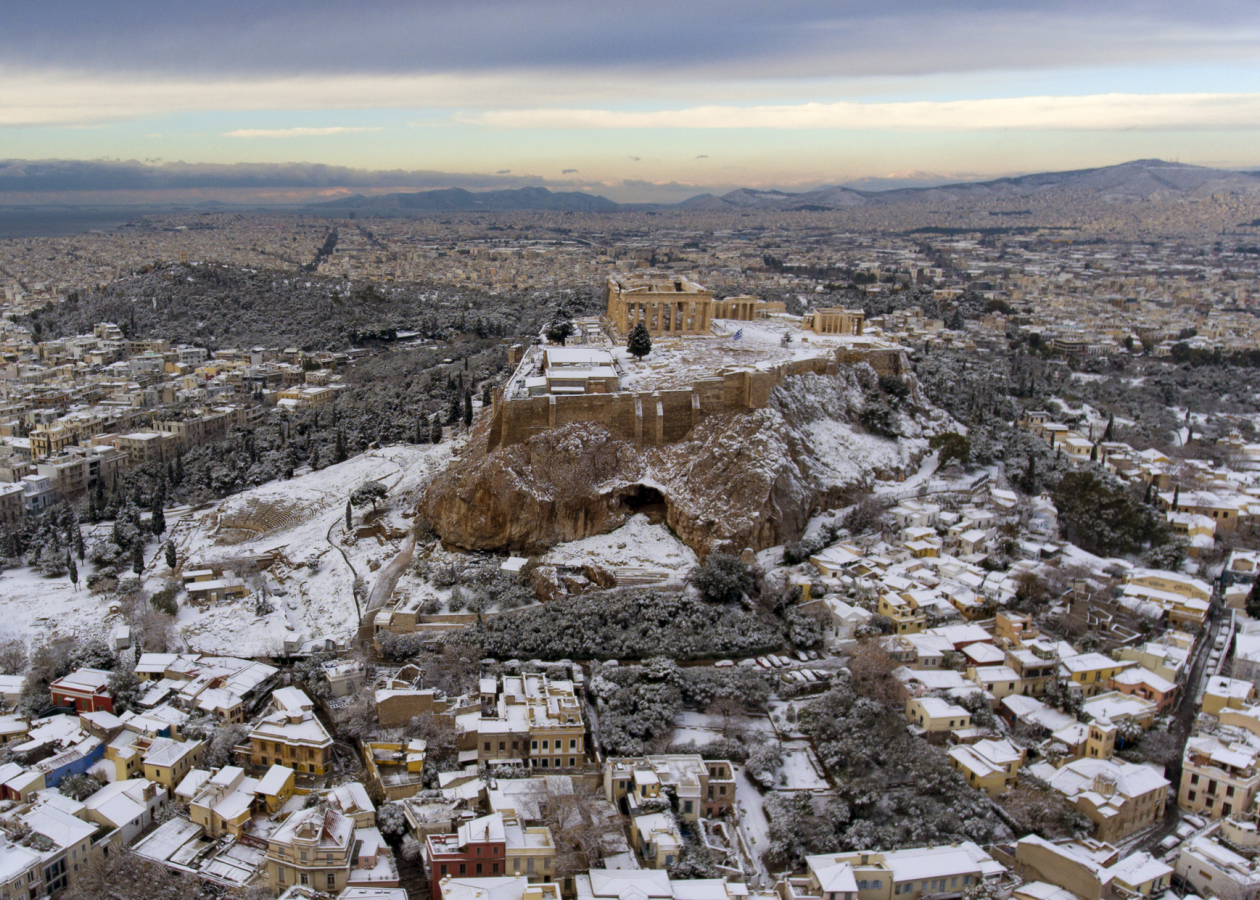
(6, 0), (1260, 203)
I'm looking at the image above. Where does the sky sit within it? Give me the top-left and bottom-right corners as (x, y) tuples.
(4, 1), (1260, 204)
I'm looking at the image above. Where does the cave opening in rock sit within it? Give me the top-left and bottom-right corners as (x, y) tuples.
(619, 484), (669, 524)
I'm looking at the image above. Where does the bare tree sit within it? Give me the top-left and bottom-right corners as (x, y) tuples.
(63, 850), (201, 900)
(706, 696), (749, 740)
(528, 782), (610, 881)
(0, 637), (27, 676)
(846, 638), (901, 706)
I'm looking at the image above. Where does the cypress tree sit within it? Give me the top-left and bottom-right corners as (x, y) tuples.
(164, 541), (177, 570)
(1103, 414), (1114, 443)
(431, 417), (442, 444)
(346, 500), (353, 531)
(131, 544), (144, 576)
(334, 430), (347, 463)
(66, 552), (77, 590)
(1173, 486), (1180, 510)
(464, 391), (473, 428)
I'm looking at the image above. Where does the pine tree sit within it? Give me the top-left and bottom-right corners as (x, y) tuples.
(164, 541), (177, 570)
(627, 323), (653, 359)
(66, 552), (78, 590)
(346, 499), (353, 531)
(1247, 580), (1260, 620)
(463, 391), (473, 428)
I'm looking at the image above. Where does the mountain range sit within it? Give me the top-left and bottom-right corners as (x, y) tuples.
(308, 159), (1260, 215)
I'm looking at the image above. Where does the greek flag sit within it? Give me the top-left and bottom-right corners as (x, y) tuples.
(732, 329), (743, 341)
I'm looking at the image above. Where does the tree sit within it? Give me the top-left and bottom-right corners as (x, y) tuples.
(351, 481), (388, 511)
(627, 322), (652, 359)
(430, 417), (443, 444)
(1103, 414), (1115, 442)
(59, 772), (104, 802)
(131, 544), (144, 576)
(346, 499), (353, 531)
(164, 541), (177, 570)
(928, 432), (971, 468)
(546, 318), (575, 345)
(1246, 580), (1260, 620)
(334, 429), (347, 463)
(150, 502), (165, 536)
(689, 553), (755, 605)
(66, 551), (78, 589)
(464, 391), (474, 428)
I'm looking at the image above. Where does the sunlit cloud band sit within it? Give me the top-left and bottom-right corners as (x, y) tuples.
(467, 93), (1260, 131)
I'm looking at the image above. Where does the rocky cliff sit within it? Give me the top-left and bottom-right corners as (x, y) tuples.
(420, 366), (952, 558)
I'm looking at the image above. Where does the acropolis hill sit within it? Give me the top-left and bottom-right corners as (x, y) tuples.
(487, 274), (886, 450)
(425, 275), (936, 557)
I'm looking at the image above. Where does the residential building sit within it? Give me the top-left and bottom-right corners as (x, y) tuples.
(245, 687), (333, 776)
(605, 755), (736, 820)
(948, 739), (1025, 798)
(266, 806), (355, 894)
(1179, 736), (1260, 820)
(1026, 758), (1169, 843)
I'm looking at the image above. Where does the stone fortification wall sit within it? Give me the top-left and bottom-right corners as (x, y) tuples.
(486, 345), (903, 450)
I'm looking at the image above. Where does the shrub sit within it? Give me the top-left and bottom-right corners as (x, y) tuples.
(690, 554), (755, 605)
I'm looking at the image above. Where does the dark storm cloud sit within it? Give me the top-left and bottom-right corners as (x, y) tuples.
(0, 159), (572, 193)
(2, 1), (1255, 79)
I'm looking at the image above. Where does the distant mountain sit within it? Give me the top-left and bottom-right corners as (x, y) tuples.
(314, 186), (619, 213)
(681, 160), (1260, 211)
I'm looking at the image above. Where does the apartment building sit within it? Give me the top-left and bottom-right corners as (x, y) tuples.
(605, 755), (737, 820)
(1060, 654), (1132, 699)
(1179, 736), (1260, 820)
(1026, 758), (1169, 843)
(778, 843), (1005, 900)
(427, 812), (508, 898)
(459, 674), (585, 770)
(244, 687), (333, 776)
(266, 806), (355, 894)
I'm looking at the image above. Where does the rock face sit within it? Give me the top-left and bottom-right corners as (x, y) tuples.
(421, 369), (944, 558)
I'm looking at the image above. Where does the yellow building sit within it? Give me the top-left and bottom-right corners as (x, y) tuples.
(906, 697), (971, 735)
(266, 805), (354, 894)
(1179, 736), (1260, 820)
(948, 739), (1025, 798)
(142, 737), (205, 790)
(245, 687), (333, 776)
(877, 592), (927, 635)
(1061, 653), (1131, 698)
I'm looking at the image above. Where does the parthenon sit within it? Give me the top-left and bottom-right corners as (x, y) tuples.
(606, 274), (714, 336)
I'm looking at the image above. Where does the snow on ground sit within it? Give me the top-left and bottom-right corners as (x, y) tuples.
(172, 442), (459, 655)
(542, 514), (697, 576)
(0, 441), (461, 657)
(807, 416), (927, 484)
(778, 741), (829, 791)
(732, 765), (771, 887)
(671, 709), (776, 746)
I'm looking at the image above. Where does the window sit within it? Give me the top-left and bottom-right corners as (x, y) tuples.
(476, 864), (483, 875)
(570, 739), (577, 749)
(541, 758), (549, 768)
(277, 866), (287, 885)
(485, 742), (491, 752)
(493, 863), (499, 875)
(570, 758), (576, 767)
(327, 874), (336, 889)
(459, 865), (467, 876)
(531, 740), (538, 751)
(441, 865), (448, 877)
(528, 859), (536, 874)
(542, 740), (549, 750)
(684, 801), (693, 814)
(300, 874), (310, 887)
(500, 742), (506, 752)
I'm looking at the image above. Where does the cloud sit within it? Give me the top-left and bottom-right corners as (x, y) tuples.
(469, 93), (1260, 132)
(696, 154), (708, 159)
(496, 169), (510, 174)
(562, 168), (578, 174)
(0, 1), (1255, 83)
(0, 158), (596, 193)
(224, 126), (380, 138)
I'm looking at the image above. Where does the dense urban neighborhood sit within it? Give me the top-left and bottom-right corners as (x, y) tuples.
(3, 169), (1260, 900)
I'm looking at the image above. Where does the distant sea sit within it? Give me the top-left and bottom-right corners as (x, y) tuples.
(0, 207), (159, 239)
